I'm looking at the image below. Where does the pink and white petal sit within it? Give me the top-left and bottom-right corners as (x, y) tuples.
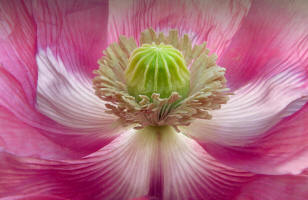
(108, 0), (251, 56)
(202, 103), (308, 176)
(152, 126), (254, 200)
(0, 0), (73, 160)
(36, 49), (118, 134)
(235, 171), (308, 200)
(0, 129), (157, 200)
(219, 0), (308, 90)
(190, 70), (308, 146)
(30, 0), (109, 78)
(188, 70), (308, 174)
(0, 64), (110, 160)
(0, 1), (119, 159)
(0, 0), (37, 106)
(0, 53), (118, 159)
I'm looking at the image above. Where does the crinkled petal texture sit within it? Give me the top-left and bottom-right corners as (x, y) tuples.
(0, 127), (254, 200)
(108, 0), (251, 56)
(188, 0), (308, 175)
(0, 0), (121, 159)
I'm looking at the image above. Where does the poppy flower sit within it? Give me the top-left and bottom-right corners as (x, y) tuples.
(1, 0), (308, 199)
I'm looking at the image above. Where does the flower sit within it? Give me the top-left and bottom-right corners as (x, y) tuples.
(1, 0), (308, 199)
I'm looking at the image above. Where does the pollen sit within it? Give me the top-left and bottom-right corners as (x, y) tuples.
(93, 28), (230, 129)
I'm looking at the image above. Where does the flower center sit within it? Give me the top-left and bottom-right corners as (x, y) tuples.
(93, 28), (230, 129)
(125, 43), (190, 102)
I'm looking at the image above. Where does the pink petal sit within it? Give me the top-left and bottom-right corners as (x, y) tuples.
(157, 127), (254, 200)
(0, 106), (77, 160)
(0, 0), (37, 105)
(0, 130), (156, 199)
(0, 195), (69, 200)
(129, 197), (150, 200)
(219, 0), (308, 90)
(235, 171), (308, 200)
(108, 0), (250, 56)
(188, 71), (308, 174)
(30, 0), (109, 78)
(0, 66), (80, 160)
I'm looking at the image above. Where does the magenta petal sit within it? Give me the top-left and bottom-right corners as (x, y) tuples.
(219, 0), (308, 90)
(235, 171), (308, 200)
(31, 0), (109, 78)
(108, 0), (250, 56)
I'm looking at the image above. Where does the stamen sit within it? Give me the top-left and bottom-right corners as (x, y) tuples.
(93, 28), (230, 129)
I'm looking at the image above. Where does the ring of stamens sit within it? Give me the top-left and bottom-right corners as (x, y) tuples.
(93, 28), (230, 129)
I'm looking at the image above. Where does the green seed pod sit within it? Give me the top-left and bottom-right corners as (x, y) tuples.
(125, 43), (190, 101)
